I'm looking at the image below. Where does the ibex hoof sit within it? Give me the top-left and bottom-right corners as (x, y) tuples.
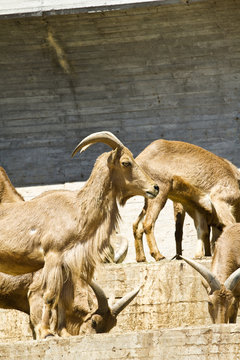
(136, 256), (147, 262)
(194, 254), (204, 260)
(154, 254), (165, 261)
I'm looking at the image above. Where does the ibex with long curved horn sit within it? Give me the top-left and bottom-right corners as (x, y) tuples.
(180, 223), (240, 323)
(0, 131), (158, 338)
(134, 139), (240, 261)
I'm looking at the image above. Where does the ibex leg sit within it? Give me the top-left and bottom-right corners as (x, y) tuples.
(194, 212), (211, 258)
(133, 201), (147, 262)
(173, 202), (185, 256)
(143, 191), (169, 261)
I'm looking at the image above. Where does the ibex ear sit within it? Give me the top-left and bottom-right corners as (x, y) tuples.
(107, 148), (119, 167)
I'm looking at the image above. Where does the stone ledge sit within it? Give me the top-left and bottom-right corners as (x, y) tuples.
(0, 325), (240, 360)
(0, 260), (214, 342)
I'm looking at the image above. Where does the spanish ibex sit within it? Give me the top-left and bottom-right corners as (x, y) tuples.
(134, 139), (240, 261)
(181, 223), (240, 323)
(0, 131), (158, 338)
(0, 270), (139, 338)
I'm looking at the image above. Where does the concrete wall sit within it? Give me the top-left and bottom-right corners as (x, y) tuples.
(0, 0), (176, 17)
(0, 0), (240, 185)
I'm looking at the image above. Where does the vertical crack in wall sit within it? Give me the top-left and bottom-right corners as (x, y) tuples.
(42, 17), (81, 116)
(47, 29), (71, 75)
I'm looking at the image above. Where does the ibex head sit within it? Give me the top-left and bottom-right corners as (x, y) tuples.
(180, 256), (240, 323)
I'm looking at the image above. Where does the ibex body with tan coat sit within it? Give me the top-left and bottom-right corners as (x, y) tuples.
(0, 132), (158, 338)
(134, 139), (240, 261)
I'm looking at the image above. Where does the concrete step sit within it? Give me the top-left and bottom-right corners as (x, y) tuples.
(0, 325), (239, 360)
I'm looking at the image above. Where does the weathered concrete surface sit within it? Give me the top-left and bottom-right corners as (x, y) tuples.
(0, 325), (240, 360)
(0, 0), (180, 17)
(97, 261), (213, 333)
(1, 0), (240, 186)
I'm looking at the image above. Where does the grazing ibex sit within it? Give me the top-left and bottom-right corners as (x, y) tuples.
(134, 139), (240, 261)
(0, 270), (139, 338)
(180, 223), (240, 323)
(0, 131), (158, 338)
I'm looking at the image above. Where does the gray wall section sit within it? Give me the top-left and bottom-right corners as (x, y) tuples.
(0, 0), (240, 185)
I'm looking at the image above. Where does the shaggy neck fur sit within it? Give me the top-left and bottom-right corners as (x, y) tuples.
(63, 152), (120, 283)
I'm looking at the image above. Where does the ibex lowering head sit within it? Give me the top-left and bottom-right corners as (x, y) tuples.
(181, 247), (240, 324)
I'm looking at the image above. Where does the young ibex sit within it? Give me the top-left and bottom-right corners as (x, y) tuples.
(0, 131), (159, 338)
(0, 270), (139, 338)
(180, 223), (240, 323)
(134, 139), (240, 261)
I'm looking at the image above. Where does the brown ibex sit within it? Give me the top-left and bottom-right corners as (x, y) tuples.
(134, 139), (240, 261)
(0, 131), (159, 338)
(180, 223), (240, 323)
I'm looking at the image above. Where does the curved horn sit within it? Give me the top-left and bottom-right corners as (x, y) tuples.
(111, 286), (140, 317)
(180, 256), (221, 292)
(72, 131), (124, 157)
(224, 268), (240, 291)
(113, 235), (128, 264)
(89, 280), (109, 315)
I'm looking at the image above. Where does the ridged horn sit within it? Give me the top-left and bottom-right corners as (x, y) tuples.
(72, 131), (124, 157)
(113, 235), (128, 264)
(180, 256), (221, 292)
(224, 268), (240, 291)
(89, 280), (109, 315)
(111, 286), (141, 317)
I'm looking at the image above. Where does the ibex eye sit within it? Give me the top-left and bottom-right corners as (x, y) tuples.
(122, 162), (131, 167)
